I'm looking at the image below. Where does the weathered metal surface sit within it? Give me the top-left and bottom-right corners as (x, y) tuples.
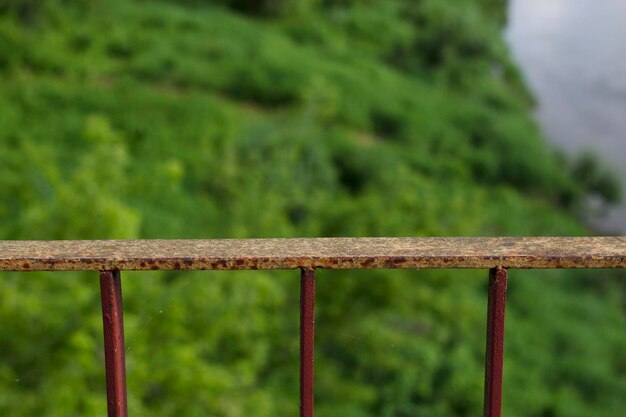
(483, 268), (507, 417)
(300, 268), (316, 417)
(0, 237), (625, 271)
(100, 271), (128, 417)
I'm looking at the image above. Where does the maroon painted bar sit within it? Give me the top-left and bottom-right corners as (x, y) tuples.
(483, 268), (508, 417)
(300, 268), (316, 417)
(99, 270), (129, 417)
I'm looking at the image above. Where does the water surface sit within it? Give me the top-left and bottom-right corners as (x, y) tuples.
(506, 0), (626, 233)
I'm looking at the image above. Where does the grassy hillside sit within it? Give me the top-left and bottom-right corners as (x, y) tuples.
(1, 1), (625, 417)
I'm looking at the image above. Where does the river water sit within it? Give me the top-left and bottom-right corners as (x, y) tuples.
(506, 0), (626, 233)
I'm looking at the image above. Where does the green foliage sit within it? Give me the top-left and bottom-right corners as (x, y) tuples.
(0, 1), (625, 417)
(571, 152), (622, 204)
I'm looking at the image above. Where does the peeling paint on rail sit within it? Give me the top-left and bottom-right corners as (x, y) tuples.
(0, 237), (625, 271)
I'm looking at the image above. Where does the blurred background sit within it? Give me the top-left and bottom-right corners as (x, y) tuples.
(0, 1), (625, 416)
(507, 0), (626, 234)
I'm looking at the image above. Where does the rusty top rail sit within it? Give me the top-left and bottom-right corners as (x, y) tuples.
(1, 237), (625, 271)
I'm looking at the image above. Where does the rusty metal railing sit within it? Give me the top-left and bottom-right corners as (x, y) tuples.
(1, 237), (625, 417)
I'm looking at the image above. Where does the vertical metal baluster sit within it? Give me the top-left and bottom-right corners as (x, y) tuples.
(483, 267), (508, 417)
(300, 268), (316, 417)
(100, 270), (128, 417)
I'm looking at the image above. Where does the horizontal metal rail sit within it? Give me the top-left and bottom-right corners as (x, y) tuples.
(1, 237), (625, 417)
(1, 237), (625, 271)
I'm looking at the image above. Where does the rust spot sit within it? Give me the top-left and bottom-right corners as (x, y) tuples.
(210, 260), (229, 269)
(22, 262), (30, 269)
(362, 258), (375, 268)
(391, 256), (408, 264)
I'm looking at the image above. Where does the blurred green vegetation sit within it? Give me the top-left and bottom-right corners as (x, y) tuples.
(0, 1), (625, 416)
